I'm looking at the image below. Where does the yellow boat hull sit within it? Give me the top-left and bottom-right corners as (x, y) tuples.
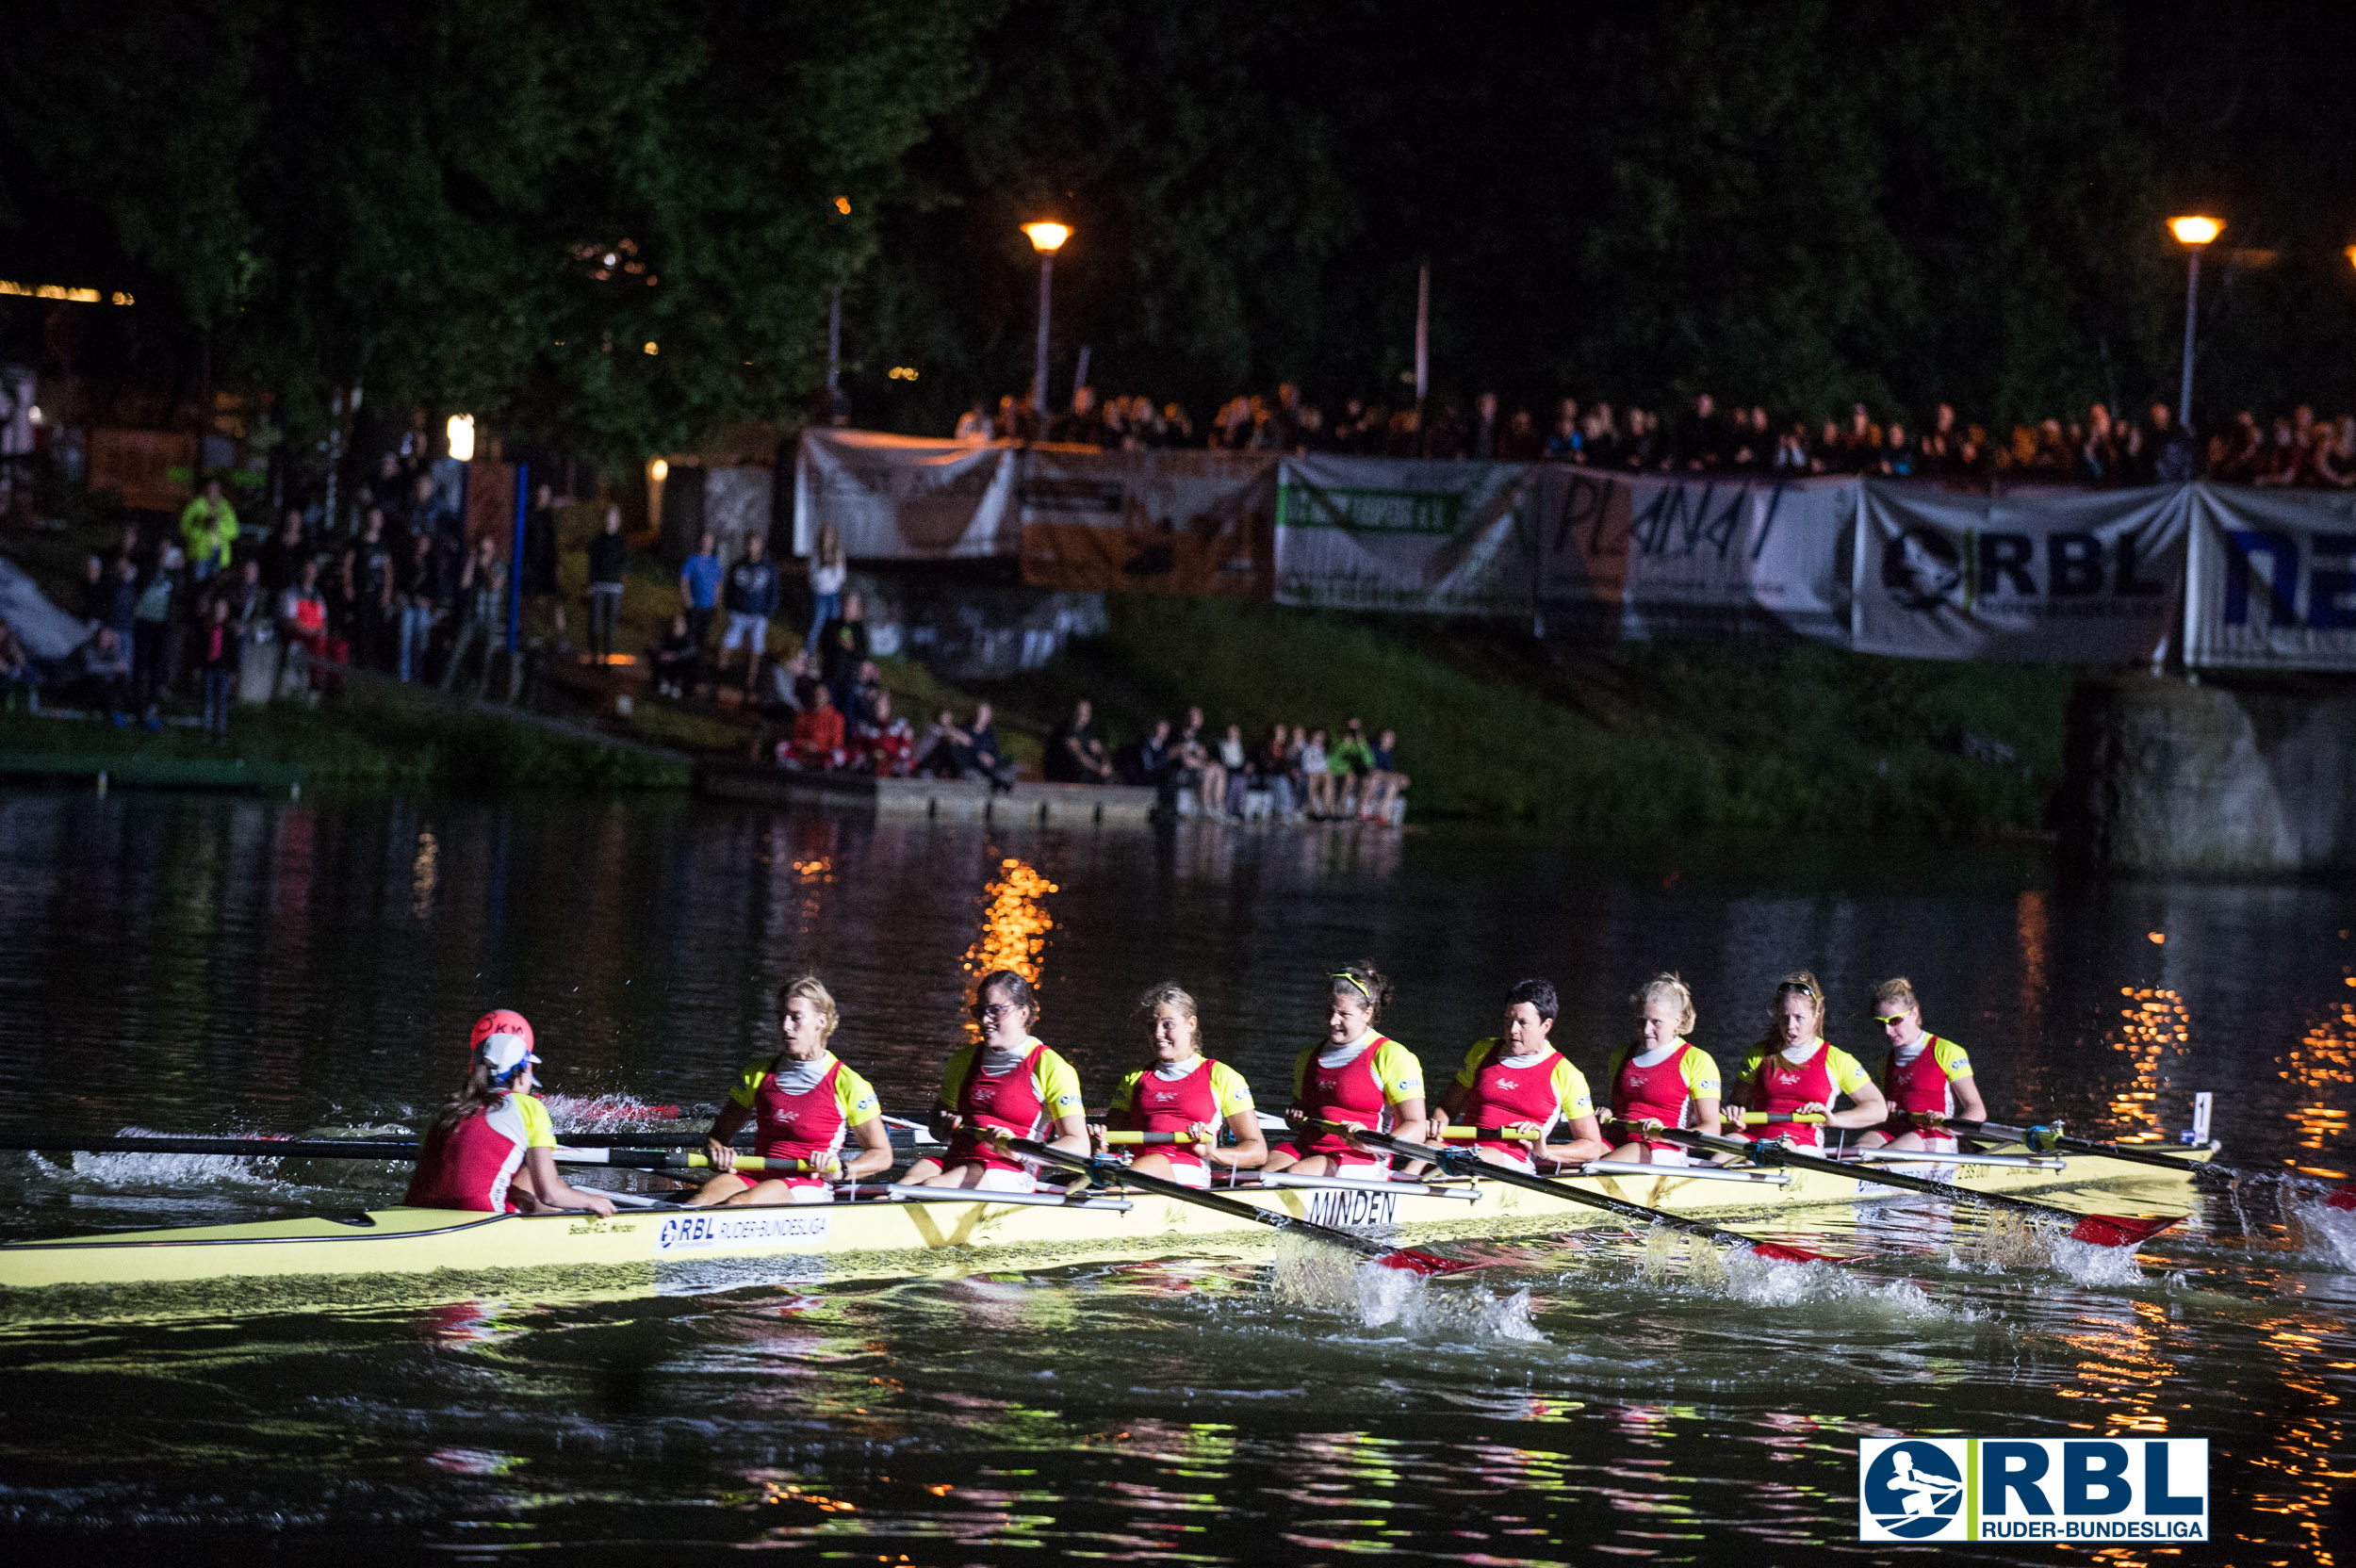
(0, 1144), (2210, 1293)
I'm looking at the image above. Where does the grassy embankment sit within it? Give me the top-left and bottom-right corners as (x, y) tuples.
(976, 597), (2072, 835)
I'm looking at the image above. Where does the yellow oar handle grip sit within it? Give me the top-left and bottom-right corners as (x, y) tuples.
(1100, 1131), (1200, 1146)
(1739, 1112), (1827, 1125)
(690, 1154), (811, 1173)
(1305, 1119), (1534, 1142)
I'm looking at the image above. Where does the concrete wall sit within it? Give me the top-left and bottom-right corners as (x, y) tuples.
(2060, 674), (2356, 874)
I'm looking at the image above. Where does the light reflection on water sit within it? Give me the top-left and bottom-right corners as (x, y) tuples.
(0, 794), (2351, 1560)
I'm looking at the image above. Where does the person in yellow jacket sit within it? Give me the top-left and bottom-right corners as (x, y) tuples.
(180, 478), (241, 581)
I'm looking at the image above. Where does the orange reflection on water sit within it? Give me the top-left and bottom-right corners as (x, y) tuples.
(2285, 996), (2356, 1165)
(2017, 890), (2049, 1036)
(2103, 987), (2190, 1141)
(960, 856), (1058, 990)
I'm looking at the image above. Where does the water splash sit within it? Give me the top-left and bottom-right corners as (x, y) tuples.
(2046, 1235), (2151, 1287)
(2285, 1194), (2356, 1269)
(1265, 1236), (1544, 1341)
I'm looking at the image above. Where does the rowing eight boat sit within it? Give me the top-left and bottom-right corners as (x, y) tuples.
(0, 1137), (2213, 1292)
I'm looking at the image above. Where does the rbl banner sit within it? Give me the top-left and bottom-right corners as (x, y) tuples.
(1858, 1437), (2208, 1544)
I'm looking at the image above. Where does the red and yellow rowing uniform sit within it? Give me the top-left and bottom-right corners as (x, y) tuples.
(1605, 1040), (1722, 1161)
(1454, 1037), (1593, 1170)
(1737, 1040), (1873, 1149)
(725, 1052), (882, 1195)
(1272, 1033), (1424, 1169)
(405, 1091), (557, 1212)
(1873, 1035), (1972, 1151)
(936, 1037), (1086, 1187)
(1108, 1057), (1256, 1187)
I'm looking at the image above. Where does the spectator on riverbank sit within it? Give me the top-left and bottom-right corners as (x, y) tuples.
(857, 689), (915, 776)
(585, 505), (628, 661)
(1254, 724), (1297, 815)
(76, 553), (110, 625)
(1045, 698), (1116, 783)
(130, 547), (175, 727)
(917, 708), (968, 777)
(651, 612), (700, 699)
(964, 700), (1018, 791)
(396, 531), (445, 681)
(843, 659), (886, 728)
(1328, 718), (1376, 815)
(813, 591), (870, 711)
(521, 482), (564, 638)
(1118, 718), (1172, 789)
(278, 559), (343, 692)
(343, 509), (395, 671)
(259, 509), (307, 596)
(721, 531), (778, 698)
(783, 682), (846, 770)
(179, 478), (239, 583)
(1367, 728), (1409, 825)
(1218, 724), (1251, 814)
(1299, 727), (1333, 817)
(197, 597), (237, 741)
(444, 537), (508, 696)
(808, 524), (847, 656)
(679, 531), (723, 658)
(81, 626), (131, 719)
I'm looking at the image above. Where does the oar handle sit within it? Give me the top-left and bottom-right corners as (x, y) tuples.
(1737, 1112), (1827, 1125)
(1306, 1119), (1534, 1143)
(1099, 1131), (1196, 1146)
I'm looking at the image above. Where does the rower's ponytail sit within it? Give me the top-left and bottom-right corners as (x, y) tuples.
(430, 1059), (503, 1138)
(1631, 972), (1696, 1035)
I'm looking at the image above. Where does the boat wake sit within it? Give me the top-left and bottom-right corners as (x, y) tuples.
(1268, 1237), (1545, 1342)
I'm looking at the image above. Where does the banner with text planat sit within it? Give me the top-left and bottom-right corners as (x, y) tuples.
(1019, 448), (1276, 596)
(1273, 455), (1540, 613)
(1538, 468), (1857, 642)
(1852, 482), (2189, 661)
(2183, 483), (2356, 671)
(792, 430), (1019, 561)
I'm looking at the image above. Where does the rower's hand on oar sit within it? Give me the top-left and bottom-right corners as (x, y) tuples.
(1085, 1121), (1110, 1154)
(1186, 1122), (1218, 1160)
(706, 1140), (737, 1173)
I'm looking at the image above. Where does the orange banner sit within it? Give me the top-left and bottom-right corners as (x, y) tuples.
(1018, 449), (1274, 596)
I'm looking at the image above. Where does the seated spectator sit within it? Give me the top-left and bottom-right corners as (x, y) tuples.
(962, 700), (1018, 791)
(844, 659), (886, 729)
(79, 626), (133, 721)
(1217, 724), (1250, 815)
(780, 683), (847, 770)
(1118, 718), (1173, 789)
(1255, 723), (1297, 815)
(1299, 727), (1333, 818)
(1174, 704), (1218, 813)
(760, 645), (820, 717)
(1328, 718), (1376, 816)
(855, 689), (916, 777)
(1045, 698), (1116, 784)
(652, 612), (702, 698)
(1366, 728), (1411, 825)
(917, 708), (969, 777)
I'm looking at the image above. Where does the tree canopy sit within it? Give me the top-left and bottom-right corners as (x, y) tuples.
(5, 1), (2353, 460)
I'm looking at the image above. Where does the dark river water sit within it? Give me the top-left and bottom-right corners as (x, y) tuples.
(0, 792), (2349, 1564)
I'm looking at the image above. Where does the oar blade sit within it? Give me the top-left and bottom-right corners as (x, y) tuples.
(2067, 1213), (2180, 1248)
(1748, 1240), (1842, 1265)
(2324, 1183), (2356, 1212)
(1373, 1248), (1490, 1277)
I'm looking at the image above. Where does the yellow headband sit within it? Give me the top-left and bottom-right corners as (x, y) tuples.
(1330, 972), (1370, 1001)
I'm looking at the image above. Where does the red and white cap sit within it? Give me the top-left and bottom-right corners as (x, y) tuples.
(469, 1009), (539, 1077)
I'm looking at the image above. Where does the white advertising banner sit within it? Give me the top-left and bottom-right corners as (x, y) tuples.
(1538, 469), (1856, 642)
(1273, 455), (1539, 614)
(1854, 482), (2188, 662)
(792, 430), (1018, 561)
(2183, 483), (2356, 671)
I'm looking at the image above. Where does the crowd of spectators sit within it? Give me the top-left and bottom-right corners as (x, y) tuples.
(957, 384), (2356, 490)
(1041, 701), (1408, 823)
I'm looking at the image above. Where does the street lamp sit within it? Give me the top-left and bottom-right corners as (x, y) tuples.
(1022, 221), (1071, 429)
(2168, 216), (2222, 431)
(446, 414), (476, 464)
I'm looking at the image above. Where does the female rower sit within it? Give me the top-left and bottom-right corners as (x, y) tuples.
(686, 976), (894, 1206)
(1262, 960), (1428, 1175)
(1088, 982), (1267, 1185)
(1433, 978), (1606, 1170)
(1601, 972), (1724, 1164)
(1729, 970), (1888, 1147)
(1856, 977), (1986, 1152)
(406, 1010), (616, 1216)
(900, 969), (1089, 1190)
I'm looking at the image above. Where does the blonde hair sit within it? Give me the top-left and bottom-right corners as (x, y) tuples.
(777, 975), (841, 1038)
(1872, 976), (1919, 1013)
(1137, 981), (1199, 1020)
(1768, 970), (1826, 1025)
(1631, 972), (1697, 1035)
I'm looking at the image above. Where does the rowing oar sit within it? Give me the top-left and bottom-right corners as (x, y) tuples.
(1944, 1119), (2220, 1174)
(2326, 1183), (2356, 1212)
(1325, 1124), (1842, 1265)
(1739, 1113), (1825, 1125)
(995, 1135), (1480, 1276)
(1100, 1129), (1530, 1146)
(1633, 1124), (2179, 1248)
(0, 1134), (812, 1174)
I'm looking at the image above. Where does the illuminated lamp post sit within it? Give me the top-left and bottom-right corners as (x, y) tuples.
(2168, 216), (2222, 431)
(1021, 221), (1071, 430)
